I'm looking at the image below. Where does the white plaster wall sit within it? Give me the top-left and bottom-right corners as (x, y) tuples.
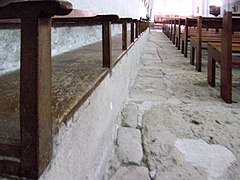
(228, 0), (240, 12)
(150, 0), (193, 18)
(51, 24), (122, 56)
(39, 30), (149, 180)
(0, 29), (20, 74)
(194, 0), (228, 17)
(69, 0), (148, 19)
(0, 0), (148, 75)
(0, 25), (121, 75)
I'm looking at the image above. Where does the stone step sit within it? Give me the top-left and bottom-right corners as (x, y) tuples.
(116, 127), (143, 165)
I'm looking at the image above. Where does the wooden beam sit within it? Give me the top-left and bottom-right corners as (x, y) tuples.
(131, 21), (134, 42)
(196, 16), (202, 72)
(20, 17), (52, 179)
(102, 20), (112, 68)
(221, 12), (232, 103)
(122, 21), (127, 50)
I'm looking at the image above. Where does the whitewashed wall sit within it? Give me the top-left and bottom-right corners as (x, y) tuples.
(70, 0), (148, 18)
(149, 0), (237, 19)
(40, 30), (149, 180)
(0, 0), (148, 75)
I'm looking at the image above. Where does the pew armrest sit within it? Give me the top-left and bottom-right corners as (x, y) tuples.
(0, 0), (73, 19)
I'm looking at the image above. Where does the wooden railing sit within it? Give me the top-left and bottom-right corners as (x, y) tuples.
(0, 1), (149, 179)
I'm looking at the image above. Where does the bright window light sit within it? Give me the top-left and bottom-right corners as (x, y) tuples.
(210, 0), (222, 7)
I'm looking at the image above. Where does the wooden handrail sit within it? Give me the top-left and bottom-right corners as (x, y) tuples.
(0, 0), (72, 18)
(53, 12), (119, 69)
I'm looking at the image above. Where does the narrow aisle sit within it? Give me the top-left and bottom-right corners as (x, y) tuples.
(107, 30), (240, 180)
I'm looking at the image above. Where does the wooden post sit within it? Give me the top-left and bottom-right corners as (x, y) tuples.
(131, 21), (134, 42)
(207, 45), (216, 87)
(184, 18), (189, 57)
(196, 16), (202, 72)
(135, 21), (139, 39)
(170, 18), (173, 40)
(102, 20), (112, 68)
(20, 17), (52, 179)
(122, 20), (127, 50)
(139, 22), (142, 34)
(221, 11), (232, 103)
(190, 40), (195, 65)
(177, 19), (182, 50)
(172, 18), (176, 44)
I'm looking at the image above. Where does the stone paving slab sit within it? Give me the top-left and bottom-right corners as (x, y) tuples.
(116, 127), (143, 165)
(121, 104), (139, 128)
(109, 166), (150, 180)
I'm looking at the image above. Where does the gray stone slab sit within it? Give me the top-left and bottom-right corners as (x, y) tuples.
(110, 166), (150, 180)
(116, 127), (143, 165)
(122, 104), (139, 128)
(175, 138), (237, 180)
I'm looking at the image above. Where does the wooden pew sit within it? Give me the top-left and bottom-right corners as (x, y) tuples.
(172, 18), (177, 44)
(181, 17), (197, 57)
(175, 18), (185, 50)
(207, 11), (240, 103)
(189, 16), (222, 72)
(162, 17), (171, 38)
(0, 3), (149, 179)
(0, 0), (72, 179)
(153, 14), (163, 29)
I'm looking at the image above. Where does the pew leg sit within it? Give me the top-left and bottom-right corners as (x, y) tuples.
(190, 46), (195, 65)
(208, 55), (216, 87)
(178, 37), (181, 50)
(20, 17), (52, 179)
(172, 35), (175, 44)
(184, 40), (188, 58)
(175, 37), (178, 47)
(196, 47), (202, 72)
(220, 58), (232, 103)
(181, 39), (184, 54)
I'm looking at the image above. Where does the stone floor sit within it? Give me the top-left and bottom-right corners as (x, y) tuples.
(105, 30), (240, 180)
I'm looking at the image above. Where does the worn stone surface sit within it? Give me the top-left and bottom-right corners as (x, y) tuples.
(109, 166), (150, 180)
(106, 30), (240, 180)
(122, 104), (139, 128)
(175, 138), (237, 180)
(116, 127), (143, 165)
